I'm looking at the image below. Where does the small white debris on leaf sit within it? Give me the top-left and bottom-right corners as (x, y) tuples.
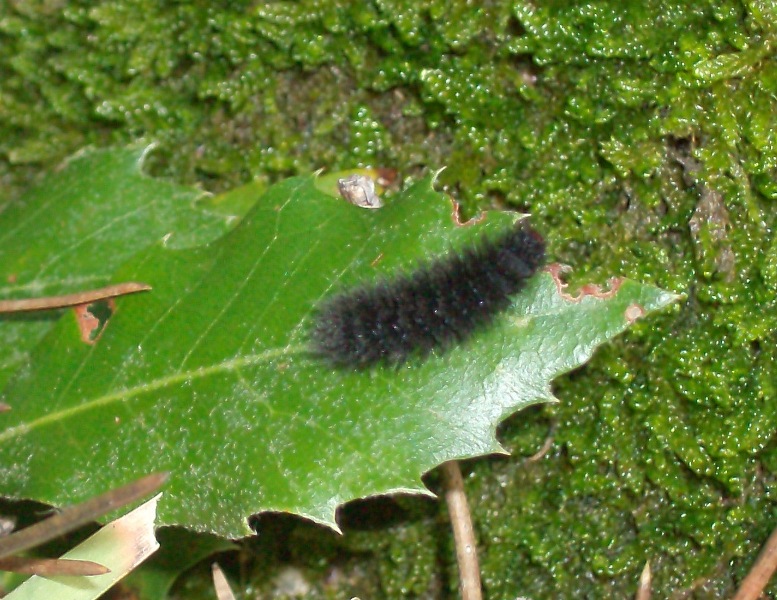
(337, 174), (383, 209)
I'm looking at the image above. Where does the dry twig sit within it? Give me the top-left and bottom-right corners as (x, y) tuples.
(0, 282), (151, 313)
(441, 461), (482, 600)
(733, 523), (777, 600)
(635, 560), (651, 600)
(0, 555), (109, 576)
(212, 562), (238, 600)
(0, 472), (168, 560)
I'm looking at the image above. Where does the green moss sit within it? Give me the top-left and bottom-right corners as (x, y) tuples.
(2, 0), (777, 597)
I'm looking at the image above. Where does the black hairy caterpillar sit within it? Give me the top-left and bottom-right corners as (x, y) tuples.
(311, 222), (546, 367)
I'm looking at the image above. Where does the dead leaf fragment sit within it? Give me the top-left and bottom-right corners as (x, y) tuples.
(547, 264), (624, 302)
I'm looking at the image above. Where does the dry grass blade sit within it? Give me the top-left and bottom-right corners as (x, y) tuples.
(0, 556), (109, 576)
(0, 472), (168, 560)
(0, 282), (151, 313)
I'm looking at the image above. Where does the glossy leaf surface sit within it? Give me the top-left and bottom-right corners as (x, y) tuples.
(0, 147), (230, 388)
(0, 172), (677, 537)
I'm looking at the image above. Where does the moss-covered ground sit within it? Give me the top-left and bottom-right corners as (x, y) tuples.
(2, 1), (776, 597)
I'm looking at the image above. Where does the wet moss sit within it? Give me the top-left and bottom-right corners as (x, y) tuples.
(2, 0), (776, 597)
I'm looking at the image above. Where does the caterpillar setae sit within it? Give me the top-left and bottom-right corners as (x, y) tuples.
(311, 222), (546, 367)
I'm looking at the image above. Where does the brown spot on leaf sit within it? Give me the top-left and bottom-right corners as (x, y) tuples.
(547, 263), (624, 302)
(73, 299), (116, 344)
(6, 274), (17, 284)
(625, 303), (646, 323)
(0, 402), (10, 413)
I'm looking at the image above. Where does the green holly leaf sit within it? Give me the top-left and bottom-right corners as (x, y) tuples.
(0, 172), (678, 537)
(0, 146), (232, 389)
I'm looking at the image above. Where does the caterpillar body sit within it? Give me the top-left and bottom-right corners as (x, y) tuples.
(311, 223), (546, 367)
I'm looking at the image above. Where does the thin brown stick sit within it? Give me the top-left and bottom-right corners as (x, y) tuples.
(525, 432), (555, 463)
(0, 282), (151, 313)
(212, 562), (237, 600)
(733, 523), (777, 600)
(0, 555), (109, 576)
(635, 560), (651, 600)
(441, 461), (483, 600)
(0, 472), (168, 560)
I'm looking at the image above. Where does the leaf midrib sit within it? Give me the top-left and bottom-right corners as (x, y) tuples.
(0, 344), (302, 443)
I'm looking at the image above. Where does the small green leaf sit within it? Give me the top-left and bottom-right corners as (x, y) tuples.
(0, 173), (678, 537)
(692, 47), (767, 84)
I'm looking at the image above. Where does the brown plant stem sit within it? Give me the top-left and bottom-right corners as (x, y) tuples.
(0, 556), (109, 576)
(733, 523), (777, 600)
(0, 282), (151, 313)
(441, 460), (483, 600)
(212, 562), (237, 600)
(635, 561), (651, 600)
